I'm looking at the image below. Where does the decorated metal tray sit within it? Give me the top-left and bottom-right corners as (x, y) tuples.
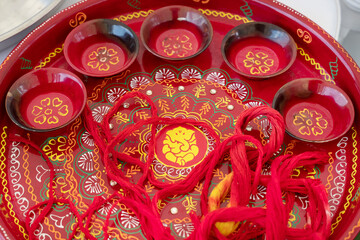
(0, 0), (360, 239)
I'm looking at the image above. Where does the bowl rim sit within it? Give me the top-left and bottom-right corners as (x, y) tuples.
(221, 21), (297, 79)
(140, 5), (213, 61)
(5, 67), (87, 132)
(63, 18), (140, 77)
(272, 77), (355, 143)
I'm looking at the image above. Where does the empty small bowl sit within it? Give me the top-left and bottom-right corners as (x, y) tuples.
(5, 68), (87, 132)
(140, 5), (213, 60)
(222, 22), (297, 79)
(64, 19), (139, 77)
(272, 78), (355, 143)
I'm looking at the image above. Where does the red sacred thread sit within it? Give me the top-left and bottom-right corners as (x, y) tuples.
(12, 88), (332, 240)
(101, 116), (222, 215)
(265, 151), (330, 240)
(195, 107), (330, 239)
(83, 96), (222, 213)
(198, 134), (264, 216)
(229, 134), (264, 208)
(83, 91), (221, 201)
(235, 105), (285, 193)
(105, 92), (156, 187)
(189, 207), (267, 240)
(235, 105), (285, 162)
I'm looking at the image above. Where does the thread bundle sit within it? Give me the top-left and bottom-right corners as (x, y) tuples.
(11, 91), (330, 239)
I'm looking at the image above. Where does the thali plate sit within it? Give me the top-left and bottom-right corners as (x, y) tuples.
(0, 0), (360, 239)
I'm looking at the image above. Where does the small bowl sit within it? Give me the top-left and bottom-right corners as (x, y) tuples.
(5, 68), (87, 132)
(64, 19), (139, 77)
(140, 5), (213, 61)
(222, 22), (297, 79)
(272, 78), (355, 143)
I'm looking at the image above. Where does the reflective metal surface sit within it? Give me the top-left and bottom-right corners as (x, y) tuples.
(0, 0), (64, 51)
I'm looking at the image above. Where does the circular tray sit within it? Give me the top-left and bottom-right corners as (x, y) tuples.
(0, 0), (360, 239)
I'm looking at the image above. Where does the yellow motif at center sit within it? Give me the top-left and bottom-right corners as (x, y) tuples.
(162, 126), (199, 166)
(293, 108), (328, 136)
(243, 51), (274, 75)
(88, 46), (120, 72)
(32, 97), (69, 125)
(162, 34), (192, 58)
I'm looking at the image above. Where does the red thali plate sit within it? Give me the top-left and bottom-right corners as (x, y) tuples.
(0, 0), (360, 239)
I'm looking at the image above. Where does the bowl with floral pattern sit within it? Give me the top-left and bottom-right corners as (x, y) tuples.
(140, 5), (213, 61)
(272, 78), (355, 142)
(222, 21), (297, 79)
(64, 18), (139, 77)
(5, 68), (87, 132)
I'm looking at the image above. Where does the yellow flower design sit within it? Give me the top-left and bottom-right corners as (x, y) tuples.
(293, 108), (328, 136)
(243, 51), (274, 75)
(162, 126), (199, 166)
(162, 34), (192, 58)
(42, 137), (67, 162)
(87, 46), (120, 71)
(32, 97), (69, 125)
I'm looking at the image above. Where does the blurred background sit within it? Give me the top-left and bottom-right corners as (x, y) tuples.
(1, 0), (360, 65)
(340, 0), (360, 66)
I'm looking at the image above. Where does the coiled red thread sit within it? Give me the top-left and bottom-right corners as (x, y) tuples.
(13, 91), (331, 239)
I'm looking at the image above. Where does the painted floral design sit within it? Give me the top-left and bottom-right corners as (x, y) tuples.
(87, 47), (120, 72)
(228, 83), (248, 100)
(107, 88), (126, 104)
(245, 101), (263, 109)
(92, 105), (111, 123)
(42, 137), (67, 162)
(78, 151), (94, 172)
(120, 211), (140, 229)
(243, 51), (274, 75)
(98, 202), (118, 216)
(32, 97), (69, 125)
(206, 72), (226, 85)
(130, 76), (150, 89)
(174, 223), (195, 238)
(249, 185), (267, 201)
(162, 34), (192, 58)
(293, 108), (328, 136)
(181, 68), (201, 80)
(81, 131), (95, 147)
(84, 175), (102, 194)
(155, 68), (176, 81)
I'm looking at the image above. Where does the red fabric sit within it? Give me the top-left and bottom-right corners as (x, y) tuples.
(14, 91), (331, 240)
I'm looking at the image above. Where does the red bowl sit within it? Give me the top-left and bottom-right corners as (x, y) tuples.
(64, 19), (139, 77)
(272, 78), (355, 142)
(140, 5), (213, 61)
(5, 68), (87, 132)
(222, 22), (297, 79)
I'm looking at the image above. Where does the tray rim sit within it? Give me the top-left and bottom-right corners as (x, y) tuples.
(0, 0), (360, 239)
